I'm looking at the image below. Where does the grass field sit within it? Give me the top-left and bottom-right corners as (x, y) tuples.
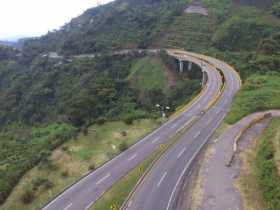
(226, 73), (280, 124)
(1, 119), (159, 210)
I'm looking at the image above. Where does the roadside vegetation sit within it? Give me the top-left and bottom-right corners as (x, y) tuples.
(255, 118), (280, 210)
(225, 74), (280, 124)
(238, 118), (280, 210)
(90, 147), (160, 210)
(1, 119), (159, 210)
(0, 47), (200, 205)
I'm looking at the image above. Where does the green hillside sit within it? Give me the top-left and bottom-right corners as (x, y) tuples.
(127, 57), (169, 92)
(1, 0), (280, 207)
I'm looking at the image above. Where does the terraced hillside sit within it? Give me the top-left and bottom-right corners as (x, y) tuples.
(153, 13), (216, 51)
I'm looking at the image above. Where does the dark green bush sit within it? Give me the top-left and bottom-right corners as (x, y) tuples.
(21, 189), (35, 204)
(119, 142), (129, 152)
(88, 164), (96, 171)
(61, 170), (70, 178)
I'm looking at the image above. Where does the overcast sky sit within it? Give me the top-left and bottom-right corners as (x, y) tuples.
(0, 0), (114, 41)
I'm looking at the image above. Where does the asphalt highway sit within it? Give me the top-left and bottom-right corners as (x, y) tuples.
(41, 52), (223, 210)
(123, 51), (241, 210)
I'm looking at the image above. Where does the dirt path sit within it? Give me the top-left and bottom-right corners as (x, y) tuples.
(191, 110), (280, 210)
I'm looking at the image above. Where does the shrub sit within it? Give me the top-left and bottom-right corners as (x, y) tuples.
(88, 164), (96, 171)
(119, 142), (129, 152)
(32, 177), (48, 191)
(40, 158), (58, 171)
(124, 118), (133, 125)
(272, 2), (280, 17)
(121, 131), (127, 137)
(44, 180), (54, 190)
(21, 189), (35, 204)
(96, 117), (106, 125)
(81, 126), (88, 136)
(61, 170), (69, 178)
(61, 145), (69, 152)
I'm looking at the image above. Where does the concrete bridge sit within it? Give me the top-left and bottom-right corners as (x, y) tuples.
(46, 49), (208, 86)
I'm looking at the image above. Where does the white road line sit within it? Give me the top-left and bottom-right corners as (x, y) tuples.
(206, 119), (212, 125)
(152, 137), (160, 144)
(85, 201), (94, 210)
(194, 131), (201, 139)
(64, 203), (73, 210)
(157, 172), (168, 188)
(167, 115), (226, 210)
(177, 147), (186, 159)
(171, 124), (177, 129)
(128, 200), (133, 208)
(96, 173), (111, 186)
(128, 153), (138, 162)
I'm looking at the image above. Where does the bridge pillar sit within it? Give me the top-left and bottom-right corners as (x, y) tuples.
(188, 62), (192, 71)
(202, 70), (208, 86)
(179, 60), (184, 73)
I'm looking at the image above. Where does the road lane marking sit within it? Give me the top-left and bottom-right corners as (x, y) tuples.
(64, 203), (73, 210)
(194, 131), (201, 139)
(128, 200), (133, 207)
(167, 115), (226, 210)
(152, 137), (160, 144)
(128, 153), (138, 162)
(206, 119), (212, 125)
(96, 173), (111, 186)
(171, 124), (177, 129)
(85, 201), (95, 210)
(177, 147), (186, 159)
(157, 172), (168, 188)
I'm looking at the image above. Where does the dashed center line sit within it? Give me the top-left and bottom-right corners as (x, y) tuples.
(171, 124), (177, 129)
(177, 147), (186, 159)
(206, 119), (212, 125)
(157, 172), (167, 188)
(128, 153), (138, 162)
(152, 137), (160, 144)
(194, 131), (201, 139)
(176, 128), (181, 133)
(96, 173), (111, 186)
(64, 203), (73, 210)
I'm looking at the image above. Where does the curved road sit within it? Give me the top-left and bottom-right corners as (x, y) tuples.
(42, 52), (223, 210)
(123, 50), (241, 210)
